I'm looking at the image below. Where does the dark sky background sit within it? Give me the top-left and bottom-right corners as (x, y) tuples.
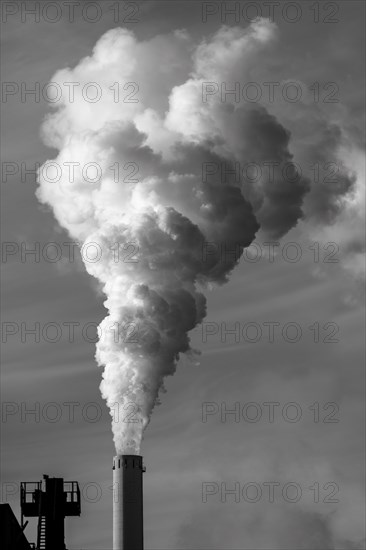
(1, 1), (365, 549)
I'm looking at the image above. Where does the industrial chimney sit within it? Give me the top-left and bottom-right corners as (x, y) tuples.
(113, 455), (145, 550)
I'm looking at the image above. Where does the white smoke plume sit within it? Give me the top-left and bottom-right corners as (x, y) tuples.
(37, 18), (359, 454)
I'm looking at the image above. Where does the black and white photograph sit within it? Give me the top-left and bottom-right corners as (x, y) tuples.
(1, 1), (365, 549)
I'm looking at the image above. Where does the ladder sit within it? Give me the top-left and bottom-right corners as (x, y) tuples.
(37, 515), (46, 549)
(37, 487), (46, 550)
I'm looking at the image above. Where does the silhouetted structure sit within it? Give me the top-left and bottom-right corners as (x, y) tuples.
(1, 503), (32, 549)
(20, 475), (80, 549)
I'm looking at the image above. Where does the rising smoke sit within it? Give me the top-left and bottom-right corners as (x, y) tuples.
(37, 18), (358, 454)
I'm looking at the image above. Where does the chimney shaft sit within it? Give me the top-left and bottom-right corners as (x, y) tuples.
(113, 455), (144, 550)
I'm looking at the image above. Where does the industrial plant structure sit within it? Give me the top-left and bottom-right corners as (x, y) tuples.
(3, 460), (146, 549)
(20, 475), (81, 549)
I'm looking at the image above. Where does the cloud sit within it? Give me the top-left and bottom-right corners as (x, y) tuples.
(37, 16), (363, 467)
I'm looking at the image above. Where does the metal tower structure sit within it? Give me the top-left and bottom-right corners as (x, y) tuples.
(20, 475), (81, 550)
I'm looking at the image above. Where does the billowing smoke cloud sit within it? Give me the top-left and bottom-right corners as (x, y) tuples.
(37, 18), (359, 454)
(164, 23), (311, 239)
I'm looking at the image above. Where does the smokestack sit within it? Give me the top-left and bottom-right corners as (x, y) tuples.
(113, 455), (144, 550)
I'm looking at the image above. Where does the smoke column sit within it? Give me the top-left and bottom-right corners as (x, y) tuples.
(37, 18), (356, 454)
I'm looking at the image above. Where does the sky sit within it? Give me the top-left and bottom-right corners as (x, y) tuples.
(1, 1), (365, 549)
